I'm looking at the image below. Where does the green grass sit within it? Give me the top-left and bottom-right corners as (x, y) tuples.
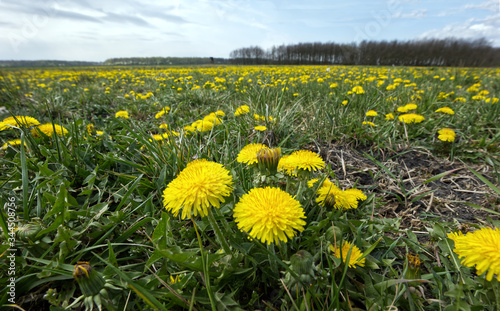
(0, 65), (499, 310)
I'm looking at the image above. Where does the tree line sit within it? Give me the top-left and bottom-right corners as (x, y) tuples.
(229, 38), (500, 67)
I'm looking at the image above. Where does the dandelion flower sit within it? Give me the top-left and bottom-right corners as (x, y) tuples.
(330, 241), (365, 268)
(162, 159), (233, 219)
(366, 110), (378, 117)
(254, 126), (267, 131)
(316, 180), (367, 210)
(398, 113), (425, 124)
(155, 107), (170, 119)
(235, 105), (250, 116)
(307, 179), (319, 188)
(32, 123), (68, 137)
(278, 150), (325, 176)
(115, 111), (129, 119)
(438, 128), (455, 142)
(1, 139), (25, 150)
(0, 116), (40, 131)
(435, 107), (455, 115)
(397, 103), (417, 113)
(352, 86), (365, 94)
(385, 113), (395, 120)
(362, 121), (376, 127)
(448, 227), (500, 281)
(233, 187), (306, 245)
(237, 143), (268, 165)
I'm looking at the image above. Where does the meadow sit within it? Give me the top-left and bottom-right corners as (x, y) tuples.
(0, 65), (499, 310)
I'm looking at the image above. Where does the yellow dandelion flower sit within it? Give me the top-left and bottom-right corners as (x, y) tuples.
(214, 110), (225, 116)
(32, 123), (68, 137)
(448, 227), (500, 281)
(341, 100), (348, 105)
(330, 241), (365, 268)
(115, 111), (129, 119)
(1, 139), (25, 150)
(155, 107), (170, 119)
(366, 110), (378, 117)
(385, 113), (395, 120)
(316, 180), (367, 210)
(233, 187), (306, 245)
(237, 143), (268, 165)
(235, 105), (250, 116)
(397, 103), (418, 113)
(0, 116), (40, 131)
(438, 128), (456, 142)
(307, 179), (319, 188)
(162, 159), (233, 219)
(435, 107), (455, 115)
(254, 126), (267, 131)
(278, 150), (325, 176)
(362, 121), (376, 127)
(352, 86), (365, 94)
(398, 113), (425, 124)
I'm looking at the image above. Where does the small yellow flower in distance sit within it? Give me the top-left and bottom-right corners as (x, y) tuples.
(1, 139), (25, 150)
(330, 83), (338, 88)
(155, 107), (170, 119)
(341, 100), (348, 105)
(254, 126), (267, 131)
(32, 123), (69, 137)
(237, 143), (268, 165)
(233, 187), (306, 245)
(352, 85), (365, 94)
(437, 128), (455, 142)
(235, 105), (250, 116)
(317, 78), (324, 83)
(385, 113), (395, 120)
(435, 107), (455, 115)
(398, 113), (425, 124)
(448, 227), (500, 281)
(362, 121), (376, 127)
(397, 103), (417, 113)
(307, 179), (319, 188)
(115, 111), (129, 119)
(366, 110), (378, 117)
(162, 159), (233, 219)
(330, 241), (365, 268)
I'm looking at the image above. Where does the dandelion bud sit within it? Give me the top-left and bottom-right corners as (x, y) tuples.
(73, 261), (105, 297)
(405, 253), (422, 284)
(257, 147), (281, 175)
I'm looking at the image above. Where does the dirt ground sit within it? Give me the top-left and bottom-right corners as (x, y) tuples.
(305, 141), (500, 230)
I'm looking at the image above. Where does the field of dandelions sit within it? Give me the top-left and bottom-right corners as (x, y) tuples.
(1, 65), (499, 310)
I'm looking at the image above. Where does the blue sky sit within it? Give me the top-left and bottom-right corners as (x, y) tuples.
(0, 0), (499, 61)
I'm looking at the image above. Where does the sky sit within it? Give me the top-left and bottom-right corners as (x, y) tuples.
(0, 0), (499, 62)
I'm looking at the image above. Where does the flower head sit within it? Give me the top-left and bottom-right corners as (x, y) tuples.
(115, 110), (129, 119)
(237, 143), (268, 165)
(438, 128), (456, 142)
(31, 123), (68, 137)
(257, 147), (281, 174)
(254, 125), (267, 131)
(233, 187), (306, 245)
(385, 113), (395, 120)
(278, 150), (325, 176)
(398, 113), (425, 124)
(330, 241), (365, 268)
(155, 107), (170, 118)
(162, 159), (233, 219)
(235, 105), (250, 116)
(1, 139), (25, 150)
(352, 86), (365, 94)
(448, 227), (500, 281)
(0, 116), (40, 131)
(366, 110), (378, 117)
(316, 180), (367, 210)
(435, 107), (455, 115)
(362, 121), (376, 127)
(397, 103), (417, 113)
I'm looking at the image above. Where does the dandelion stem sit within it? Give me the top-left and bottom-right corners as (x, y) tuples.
(206, 209), (231, 255)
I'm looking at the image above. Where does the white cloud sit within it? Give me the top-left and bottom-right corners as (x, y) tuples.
(419, 12), (500, 46)
(392, 9), (427, 19)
